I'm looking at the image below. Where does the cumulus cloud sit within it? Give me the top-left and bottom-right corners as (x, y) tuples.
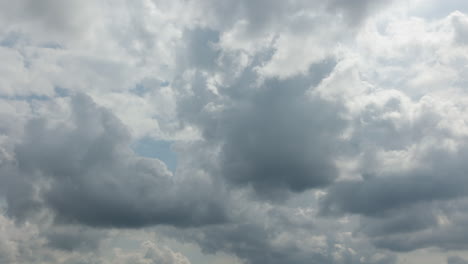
(1, 94), (226, 228)
(218, 75), (345, 199)
(0, 212), (191, 264)
(44, 225), (107, 252)
(2, 0), (468, 263)
(165, 195), (397, 264)
(111, 241), (191, 264)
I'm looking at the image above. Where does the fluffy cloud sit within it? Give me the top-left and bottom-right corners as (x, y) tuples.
(213, 62), (345, 199)
(0, 212), (191, 264)
(110, 241), (191, 264)
(1, 94), (226, 228)
(2, 0), (468, 263)
(164, 192), (397, 264)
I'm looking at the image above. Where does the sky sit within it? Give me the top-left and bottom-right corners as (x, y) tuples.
(1, 0), (468, 263)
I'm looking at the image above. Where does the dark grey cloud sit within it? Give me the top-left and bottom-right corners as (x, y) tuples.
(44, 225), (106, 252)
(354, 196), (468, 252)
(185, 224), (328, 264)
(448, 256), (468, 264)
(196, 0), (298, 34)
(319, 89), (468, 216)
(318, 93), (468, 252)
(371, 224), (468, 252)
(165, 201), (397, 264)
(0, 240), (14, 264)
(174, 57), (346, 200)
(0, 0), (93, 40)
(326, 0), (391, 26)
(181, 28), (220, 70)
(0, 164), (42, 222)
(19, 0), (83, 32)
(356, 204), (438, 237)
(1, 94), (226, 228)
(320, 166), (468, 217)
(452, 12), (468, 45)
(219, 78), (345, 199)
(3, 0), (468, 263)
(196, 0), (393, 35)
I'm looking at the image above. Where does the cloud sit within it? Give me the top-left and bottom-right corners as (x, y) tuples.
(173, 54), (346, 200)
(326, 0), (391, 25)
(317, 78), (468, 252)
(0, 0), (96, 44)
(111, 241), (191, 264)
(320, 159), (468, 217)
(194, 0), (392, 33)
(2, 94), (226, 228)
(218, 74), (346, 199)
(166, 197), (397, 264)
(0, 212), (191, 264)
(2, 0), (468, 263)
(448, 256), (468, 264)
(452, 11), (468, 45)
(44, 225), (106, 252)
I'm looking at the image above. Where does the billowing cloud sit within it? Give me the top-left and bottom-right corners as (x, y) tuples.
(110, 241), (191, 264)
(2, 94), (226, 228)
(2, 0), (468, 263)
(217, 73), (345, 199)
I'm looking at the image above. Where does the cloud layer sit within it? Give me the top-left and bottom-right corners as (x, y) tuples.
(2, 0), (468, 264)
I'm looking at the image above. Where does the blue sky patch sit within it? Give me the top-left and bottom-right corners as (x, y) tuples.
(132, 138), (177, 173)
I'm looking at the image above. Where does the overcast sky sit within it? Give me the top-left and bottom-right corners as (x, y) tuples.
(1, 0), (468, 263)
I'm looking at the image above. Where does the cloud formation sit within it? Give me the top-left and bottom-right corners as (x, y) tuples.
(2, 94), (226, 228)
(1, 0), (468, 263)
